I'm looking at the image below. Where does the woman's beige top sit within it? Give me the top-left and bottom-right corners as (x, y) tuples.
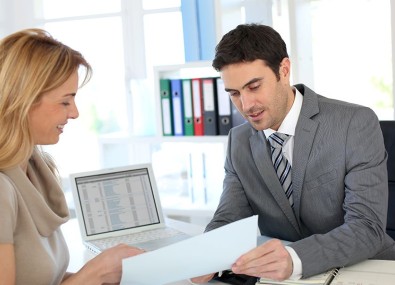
(0, 150), (70, 285)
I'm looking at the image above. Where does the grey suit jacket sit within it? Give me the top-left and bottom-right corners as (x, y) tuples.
(205, 84), (395, 277)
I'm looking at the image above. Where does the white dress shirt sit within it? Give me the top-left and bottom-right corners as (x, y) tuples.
(263, 87), (303, 280)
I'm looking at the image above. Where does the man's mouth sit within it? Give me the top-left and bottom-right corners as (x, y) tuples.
(247, 110), (264, 120)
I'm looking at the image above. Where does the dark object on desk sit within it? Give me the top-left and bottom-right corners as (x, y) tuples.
(213, 270), (257, 285)
(379, 120), (395, 240)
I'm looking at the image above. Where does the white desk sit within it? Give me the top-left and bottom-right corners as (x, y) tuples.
(61, 218), (226, 285)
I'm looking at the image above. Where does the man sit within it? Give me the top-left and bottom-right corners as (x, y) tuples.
(192, 24), (395, 283)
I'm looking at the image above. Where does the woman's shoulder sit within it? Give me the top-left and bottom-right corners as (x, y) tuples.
(0, 172), (16, 189)
(0, 171), (20, 206)
(0, 172), (18, 217)
(0, 172), (18, 199)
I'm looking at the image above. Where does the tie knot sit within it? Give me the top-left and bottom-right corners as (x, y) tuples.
(268, 132), (290, 148)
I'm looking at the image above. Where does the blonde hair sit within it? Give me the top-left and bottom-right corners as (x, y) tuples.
(0, 28), (92, 171)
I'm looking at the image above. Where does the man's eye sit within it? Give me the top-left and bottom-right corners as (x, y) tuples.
(229, 91), (239, 97)
(62, 102), (70, 106)
(249, 84), (260, 91)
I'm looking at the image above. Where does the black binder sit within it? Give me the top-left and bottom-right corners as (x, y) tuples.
(231, 102), (247, 128)
(202, 77), (218, 135)
(215, 77), (232, 135)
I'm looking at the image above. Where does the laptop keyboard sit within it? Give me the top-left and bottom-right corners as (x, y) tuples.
(92, 227), (188, 250)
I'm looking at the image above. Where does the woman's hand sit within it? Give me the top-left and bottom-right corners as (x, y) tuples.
(63, 243), (144, 285)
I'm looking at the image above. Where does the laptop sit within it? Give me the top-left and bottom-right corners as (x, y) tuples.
(69, 163), (190, 254)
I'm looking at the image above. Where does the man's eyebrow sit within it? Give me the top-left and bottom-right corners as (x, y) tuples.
(224, 77), (263, 92)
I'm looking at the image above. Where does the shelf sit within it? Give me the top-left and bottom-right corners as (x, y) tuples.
(153, 61), (218, 80)
(98, 133), (228, 144)
(153, 135), (228, 143)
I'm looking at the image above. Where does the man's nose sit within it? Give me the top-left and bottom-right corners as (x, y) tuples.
(240, 92), (255, 112)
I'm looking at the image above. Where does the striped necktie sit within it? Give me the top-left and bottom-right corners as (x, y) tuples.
(268, 132), (294, 207)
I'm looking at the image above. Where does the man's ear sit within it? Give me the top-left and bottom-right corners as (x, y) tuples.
(280, 57), (291, 78)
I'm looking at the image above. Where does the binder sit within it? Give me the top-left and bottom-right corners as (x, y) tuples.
(191, 78), (204, 136)
(181, 79), (194, 136)
(202, 78), (218, 135)
(215, 77), (232, 135)
(160, 78), (173, 136)
(170, 79), (184, 136)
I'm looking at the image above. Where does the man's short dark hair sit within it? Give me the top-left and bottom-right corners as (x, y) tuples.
(212, 23), (289, 79)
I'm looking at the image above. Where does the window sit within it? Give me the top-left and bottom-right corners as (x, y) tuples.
(0, 0), (5, 37)
(42, 17), (127, 172)
(31, 0), (186, 211)
(310, 0), (392, 119)
(131, 2), (185, 136)
(36, 0), (121, 19)
(272, 0), (393, 119)
(142, 0), (180, 10)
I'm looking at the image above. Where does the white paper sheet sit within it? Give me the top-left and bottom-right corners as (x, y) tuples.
(120, 215), (258, 285)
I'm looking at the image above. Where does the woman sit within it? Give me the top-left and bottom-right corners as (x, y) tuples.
(0, 29), (143, 285)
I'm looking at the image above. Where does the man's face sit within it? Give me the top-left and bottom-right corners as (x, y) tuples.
(221, 59), (294, 131)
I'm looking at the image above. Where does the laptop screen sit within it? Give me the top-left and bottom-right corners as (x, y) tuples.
(73, 167), (161, 236)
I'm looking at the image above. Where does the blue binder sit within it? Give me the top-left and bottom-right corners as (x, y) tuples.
(170, 79), (184, 136)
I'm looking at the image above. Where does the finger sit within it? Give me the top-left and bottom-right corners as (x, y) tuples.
(234, 239), (282, 266)
(232, 240), (289, 276)
(236, 254), (292, 280)
(233, 260), (277, 277)
(232, 257), (273, 276)
(232, 241), (278, 272)
(125, 247), (145, 256)
(189, 273), (215, 283)
(233, 256), (291, 280)
(113, 244), (145, 257)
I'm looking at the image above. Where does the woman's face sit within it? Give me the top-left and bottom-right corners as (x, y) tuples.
(28, 71), (79, 145)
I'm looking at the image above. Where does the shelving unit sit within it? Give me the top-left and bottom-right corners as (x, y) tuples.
(152, 61), (227, 225)
(154, 61), (220, 138)
(97, 62), (230, 226)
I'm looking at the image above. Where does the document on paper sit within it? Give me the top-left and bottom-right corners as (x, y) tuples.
(120, 215), (258, 285)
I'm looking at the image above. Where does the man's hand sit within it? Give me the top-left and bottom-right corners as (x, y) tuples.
(231, 239), (293, 281)
(189, 273), (215, 284)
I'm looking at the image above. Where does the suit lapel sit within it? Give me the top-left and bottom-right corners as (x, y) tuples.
(250, 130), (301, 235)
(292, 84), (319, 222)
